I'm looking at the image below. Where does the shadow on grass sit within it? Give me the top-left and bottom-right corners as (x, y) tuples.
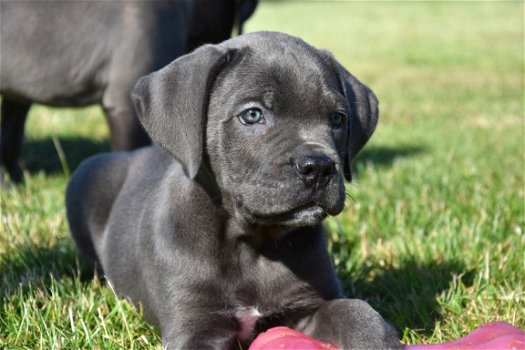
(353, 144), (426, 173)
(0, 239), (94, 297)
(338, 257), (475, 334)
(22, 136), (110, 176)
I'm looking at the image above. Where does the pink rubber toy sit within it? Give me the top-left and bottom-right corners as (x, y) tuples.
(248, 326), (339, 350)
(406, 322), (525, 350)
(249, 322), (525, 350)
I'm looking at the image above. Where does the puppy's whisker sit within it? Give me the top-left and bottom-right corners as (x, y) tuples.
(347, 182), (359, 189)
(344, 190), (355, 205)
(283, 231), (293, 248)
(208, 193), (223, 203)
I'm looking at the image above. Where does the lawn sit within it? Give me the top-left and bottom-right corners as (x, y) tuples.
(1, 1), (524, 349)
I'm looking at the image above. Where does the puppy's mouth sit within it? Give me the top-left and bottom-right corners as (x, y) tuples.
(239, 202), (328, 227)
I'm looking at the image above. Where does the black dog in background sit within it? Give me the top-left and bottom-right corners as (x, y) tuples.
(0, 0), (257, 183)
(66, 31), (401, 350)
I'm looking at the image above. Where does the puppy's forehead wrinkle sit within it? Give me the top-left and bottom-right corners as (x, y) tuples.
(263, 91), (275, 109)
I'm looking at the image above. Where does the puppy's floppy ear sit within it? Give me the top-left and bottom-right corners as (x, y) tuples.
(340, 67), (379, 182)
(132, 44), (232, 179)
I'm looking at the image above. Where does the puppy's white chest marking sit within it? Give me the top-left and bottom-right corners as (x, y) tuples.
(235, 307), (261, 341)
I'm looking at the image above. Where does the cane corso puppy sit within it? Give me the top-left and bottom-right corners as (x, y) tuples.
(66, 31), (401, 349)
(0, 0), (257, 183)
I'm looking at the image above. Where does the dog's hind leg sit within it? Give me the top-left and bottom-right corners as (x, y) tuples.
(0, 98), (30, 184)
(102, 83), (150, 151)
(65, 152), (130, 274)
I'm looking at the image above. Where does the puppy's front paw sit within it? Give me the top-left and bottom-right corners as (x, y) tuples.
(299, 299), (403, 350)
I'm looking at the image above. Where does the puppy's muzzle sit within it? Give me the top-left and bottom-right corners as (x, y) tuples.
(294, 154), (336, 188)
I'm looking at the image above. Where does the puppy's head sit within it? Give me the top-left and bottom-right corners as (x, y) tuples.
(132, 32), (378, 227)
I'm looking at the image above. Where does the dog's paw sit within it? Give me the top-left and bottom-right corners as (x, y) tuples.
(298, 299), (403, 350)
(330, 299), (402, 350)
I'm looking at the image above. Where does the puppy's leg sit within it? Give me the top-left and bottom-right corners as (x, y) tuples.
(66, 152), (130, 272)
(161, 317), (238, 350)
(163, 330), (236, 350)
(102, 88), (149, 151)
(295, 299), (402, 350)
(0, 98), (30, 184)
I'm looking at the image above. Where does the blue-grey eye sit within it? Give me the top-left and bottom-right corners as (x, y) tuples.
(330, 112), (346, 128)
(239, 108), (264, 125)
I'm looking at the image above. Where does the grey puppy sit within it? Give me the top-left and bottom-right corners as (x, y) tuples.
(66, 32), (401, 349)
(0, 0), (257, 183)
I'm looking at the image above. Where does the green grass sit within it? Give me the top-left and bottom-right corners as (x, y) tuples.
(1, 1), (524, 348)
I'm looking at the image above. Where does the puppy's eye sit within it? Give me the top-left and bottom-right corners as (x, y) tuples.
(239, 108), (264, 125)
(330, 112), (346, 129)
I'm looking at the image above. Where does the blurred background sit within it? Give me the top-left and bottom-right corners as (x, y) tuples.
(1, 1), (523, 348)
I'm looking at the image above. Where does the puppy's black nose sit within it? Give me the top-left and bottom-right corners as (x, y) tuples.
(295, 155), (336, 188)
